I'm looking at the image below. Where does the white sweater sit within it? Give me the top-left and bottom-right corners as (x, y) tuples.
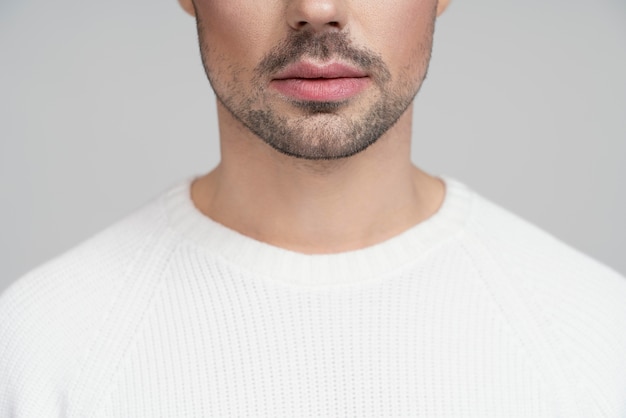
(1, 175), (625, 418)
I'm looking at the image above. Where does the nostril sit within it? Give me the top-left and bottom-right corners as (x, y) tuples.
(293, 20), (341, 30)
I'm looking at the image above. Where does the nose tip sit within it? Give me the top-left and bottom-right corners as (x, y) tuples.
(287, 0), (347, 32)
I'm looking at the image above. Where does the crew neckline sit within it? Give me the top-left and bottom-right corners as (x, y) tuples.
(162, 174), (473, 287)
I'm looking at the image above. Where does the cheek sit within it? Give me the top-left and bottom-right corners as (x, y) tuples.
(354, 0), (436, 74)
(194, 0), (284, 73)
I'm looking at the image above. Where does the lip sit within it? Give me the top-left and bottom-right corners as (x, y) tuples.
(273, 62), (368, 80)
(270, 61), (370, 102)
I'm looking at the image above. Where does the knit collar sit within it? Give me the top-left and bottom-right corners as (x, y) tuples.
(162, 174), (473, 287)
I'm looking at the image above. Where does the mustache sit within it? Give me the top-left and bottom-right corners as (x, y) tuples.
(254, 31), (391, 83)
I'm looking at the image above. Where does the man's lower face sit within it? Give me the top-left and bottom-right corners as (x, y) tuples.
(198, 29), (433, 160)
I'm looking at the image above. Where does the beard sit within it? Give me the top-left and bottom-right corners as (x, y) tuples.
(196, 28), (434, 160)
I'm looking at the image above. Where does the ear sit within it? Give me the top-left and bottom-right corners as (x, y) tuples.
(178, 0), (196, 17)
(436, 0), (450, 17)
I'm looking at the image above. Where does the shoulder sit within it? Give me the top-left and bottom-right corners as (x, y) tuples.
(462, 191), (626, 415)
(0, 194), (171, 311)
(0, 193), (180, 415)
(464, 191), (625, 292)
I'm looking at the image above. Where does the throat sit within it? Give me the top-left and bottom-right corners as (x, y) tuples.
(190, 166), (445, 255)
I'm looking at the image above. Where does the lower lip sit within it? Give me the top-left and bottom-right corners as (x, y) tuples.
(270, 77), (370, 102)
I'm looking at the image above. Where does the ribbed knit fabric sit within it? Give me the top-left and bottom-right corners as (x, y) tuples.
(1, 175), (625, 417)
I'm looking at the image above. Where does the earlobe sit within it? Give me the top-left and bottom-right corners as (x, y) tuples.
(178, 0), (196, 17)
(436, 0), (450, 17)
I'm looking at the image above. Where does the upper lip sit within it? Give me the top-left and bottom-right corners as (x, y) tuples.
(273, 61), (368, 80)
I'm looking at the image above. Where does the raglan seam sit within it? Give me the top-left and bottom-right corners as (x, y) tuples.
(456, 228), (610, 418)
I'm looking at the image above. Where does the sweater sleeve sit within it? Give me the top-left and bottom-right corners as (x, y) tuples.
(525, 252), (626, 417)
(469, 197), (626, 418)
(0, 204), (168, 417)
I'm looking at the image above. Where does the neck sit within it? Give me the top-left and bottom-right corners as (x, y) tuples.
(191, 102), (445, 254)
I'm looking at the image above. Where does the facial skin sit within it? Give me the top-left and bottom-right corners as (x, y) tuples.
(179, 0), (449, 160)
(180, 0), (450, 254)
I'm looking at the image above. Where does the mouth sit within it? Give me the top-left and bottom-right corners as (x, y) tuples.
(270, 61), (370, 102)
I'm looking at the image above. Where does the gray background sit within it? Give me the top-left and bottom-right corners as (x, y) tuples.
(1, 0), (625, 294)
